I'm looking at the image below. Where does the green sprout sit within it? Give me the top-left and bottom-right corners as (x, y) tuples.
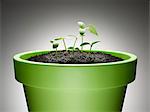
(90, 41), (100, 50)
(68, 35), (78, 51)
(54, 37), (67, 51)
(80, 41), (100, 51)
(50, 40), (59, 54)
(78, 21), (86, 50)
(77, 21), (98, 50)
(68, 46), (80, 51)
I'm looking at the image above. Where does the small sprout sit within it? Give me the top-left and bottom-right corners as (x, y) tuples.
(80, 41), (100, 51)
(77, 21), (86, 29)
(68, 35), (78, 51)
(87, 25), (98, 36)
(52, 43), (59, 55)
(50, 39), (59, 54)
(54, 37), (67, 51)
(53, 43), (59, 49)
(68, 47), (80, 51)
(90, 41), (100, 51)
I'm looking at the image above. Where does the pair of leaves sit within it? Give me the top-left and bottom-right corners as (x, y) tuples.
(50, 40), (59, 49)
(91, 41), (100, 46)
(50, 37), (65, 49)
(50, 37), (64, 43)
(80, 41), (100, 47)
(53, 43), (59, 49)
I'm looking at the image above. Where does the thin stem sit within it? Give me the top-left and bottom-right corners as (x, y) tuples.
(81, 35), (83, 50)
(90, 45), (92, 51)
(56, 48), (57, 56)
(73, 37), (77, 51)
(63, 39), (67, 51)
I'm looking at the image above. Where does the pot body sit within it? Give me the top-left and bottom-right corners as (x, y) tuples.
(23, 85), (127, 112)
(13, 50), (137, 112)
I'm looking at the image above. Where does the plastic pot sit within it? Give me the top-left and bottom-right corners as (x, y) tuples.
(13, 50), (137, 112)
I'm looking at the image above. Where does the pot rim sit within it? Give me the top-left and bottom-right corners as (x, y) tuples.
(13, 49), (137, 67)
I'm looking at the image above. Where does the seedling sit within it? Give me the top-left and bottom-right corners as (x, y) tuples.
(50, 21), (100, 52)
(53, 43), (59, 51)
(77, 21), (98, 50)
(54, 37), (67, 51)
(80, 41), (100, 51)
(68, 46), (80, 51)
(50, 40), (59, 54)
(68, 35), (78, 51)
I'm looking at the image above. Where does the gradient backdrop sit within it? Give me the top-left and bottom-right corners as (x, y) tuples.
(1, 0), (149, 112)
(0, 0), (2, 111)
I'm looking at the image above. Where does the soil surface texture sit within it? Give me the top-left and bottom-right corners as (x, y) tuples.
(27, 50), (123, 64)
(28, 50), (123, 64)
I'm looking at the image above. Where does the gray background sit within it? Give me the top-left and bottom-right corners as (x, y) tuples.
(0, 0), (2, 110)
(1, 0), (149, 112)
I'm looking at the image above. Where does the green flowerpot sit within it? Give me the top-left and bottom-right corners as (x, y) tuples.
(13, 50), (137, 112)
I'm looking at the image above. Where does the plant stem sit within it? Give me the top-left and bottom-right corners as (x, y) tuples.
(56, 48), (57, 56)
(62, 39), (67, 51)
(81, 35), (83, 50)
(73, 37), (77, 51)
(90, 45), (92, 51)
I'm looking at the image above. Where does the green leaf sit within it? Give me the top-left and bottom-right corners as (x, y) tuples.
(80, 42), (90, 47)
(88, 25), (98, 36)
(91, 41), (100, 46)
(54, 37), (64, 41)
(53, 43), (59, 49)
(50, 40), (54, 43)
(75, 47), (80, 50)
(68, 47), (74, 49)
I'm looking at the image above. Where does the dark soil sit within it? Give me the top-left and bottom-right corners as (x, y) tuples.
(28, 50), (123, 64)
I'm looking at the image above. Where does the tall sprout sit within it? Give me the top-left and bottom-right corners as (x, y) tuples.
(77, 21), (99, 51)
(78, 21), (86, 50)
